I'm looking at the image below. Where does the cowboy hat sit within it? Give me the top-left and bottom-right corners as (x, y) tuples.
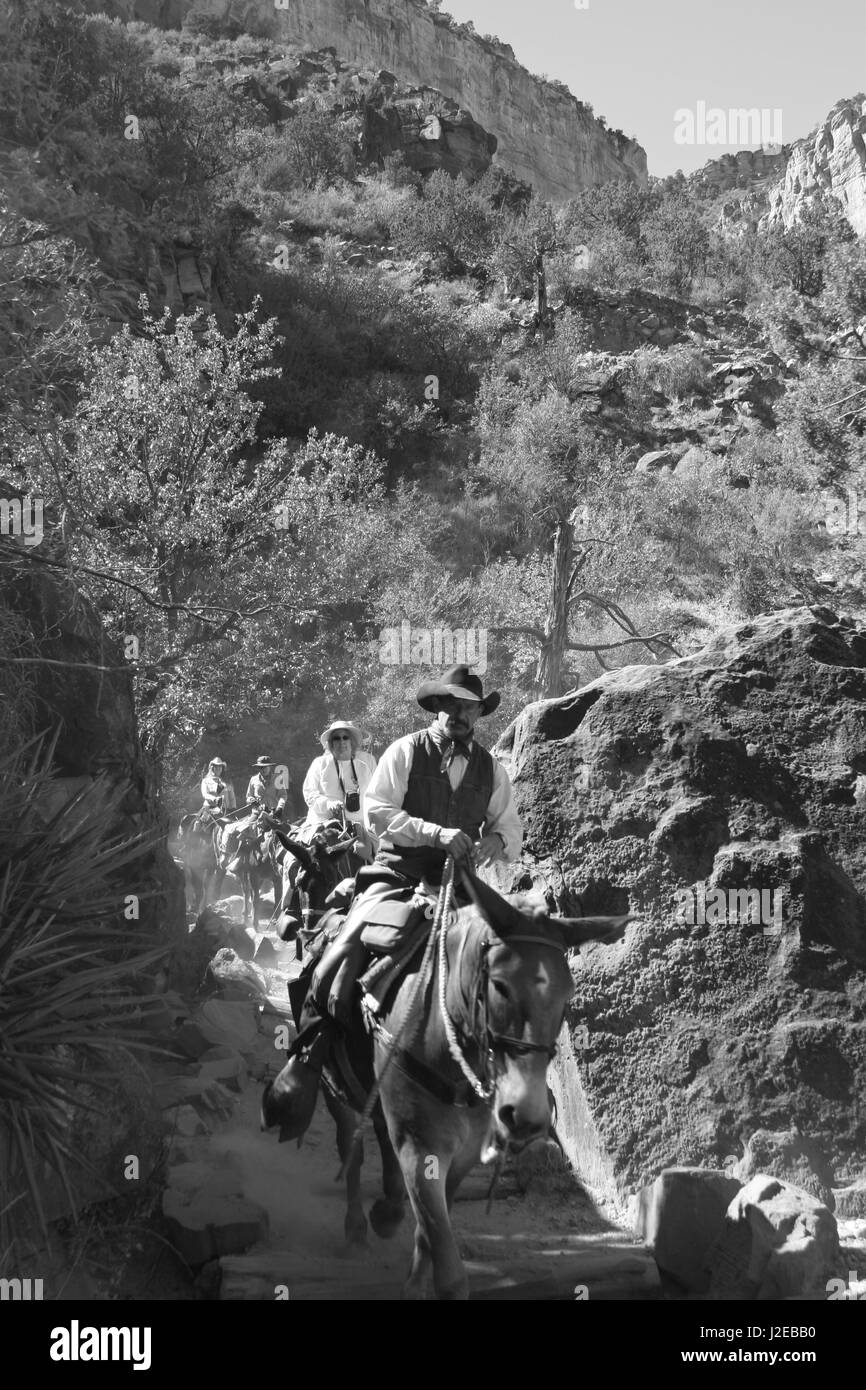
(208, 756), (227, 768)
(319, 721), (364, 751)
(252, 755), (277, 768)
(416, 665), (500, 716)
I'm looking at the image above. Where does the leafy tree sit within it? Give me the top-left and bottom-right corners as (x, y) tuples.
(642, 193), (709, 297)
(0, 215), (99, 430)
(277, 104), (356, 190)
(760, 196), (854, 298)
(491, 201), (558, 331)
(821, 235), (866, 331)
(12, 299), (283, 749)
(472, 354), (678, 696)
(392, 170), (495, 274)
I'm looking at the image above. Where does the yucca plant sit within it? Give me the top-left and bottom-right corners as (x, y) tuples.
(0, 736), (169, 1259)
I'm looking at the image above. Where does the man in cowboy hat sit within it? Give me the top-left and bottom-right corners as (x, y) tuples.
(246, 756), (287, 819)
(200, 757), (237, 815)
(261, 666), (522, 1141)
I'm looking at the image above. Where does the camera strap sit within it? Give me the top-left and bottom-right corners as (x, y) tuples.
(334, 757), (359, 800)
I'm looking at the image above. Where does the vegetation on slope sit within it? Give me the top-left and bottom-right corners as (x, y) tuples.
(2, 2), (865, 775)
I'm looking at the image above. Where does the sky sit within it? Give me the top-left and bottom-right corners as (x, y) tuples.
(440, 0), (866, 176)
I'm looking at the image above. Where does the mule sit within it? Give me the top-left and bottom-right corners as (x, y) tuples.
(271, 820), (362, 958)
(218, 816), (282, 926)
(177, 809), (224, 913)
(262, 869), (632, 1300)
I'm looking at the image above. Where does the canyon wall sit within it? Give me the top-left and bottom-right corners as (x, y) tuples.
(95, 0), (647, 201)
(765, 96), (866, 238)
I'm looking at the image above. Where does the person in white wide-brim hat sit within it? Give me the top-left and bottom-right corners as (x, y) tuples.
(302, 722), (377, 849)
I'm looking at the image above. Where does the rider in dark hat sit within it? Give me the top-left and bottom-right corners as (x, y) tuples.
(246, 755), (287, 819)
(261, 666), (522, 1141)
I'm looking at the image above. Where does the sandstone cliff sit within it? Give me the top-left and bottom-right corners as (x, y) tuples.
(495, 607), (866, 1201)
(765, 95), (866, 238)
(696, 97), (866, 240)
(94, 0), (647, 201)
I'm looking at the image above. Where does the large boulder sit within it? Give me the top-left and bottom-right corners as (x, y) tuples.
(495, 607), (866, 1200)
(633, 1168), (742, 1293)
(705, 1176), (840, 1300)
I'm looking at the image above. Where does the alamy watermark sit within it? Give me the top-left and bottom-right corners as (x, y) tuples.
(0, 1277), (43, 1300)
(674, 885), (785, 936)
(0, 495), (43, 547)
(379, 621), (488, 675)
(674, 102), (783, 153)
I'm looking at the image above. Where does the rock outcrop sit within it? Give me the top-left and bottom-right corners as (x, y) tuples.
(92, 0), (647, 201)
(495, 607), (866, 1200)
(693, 148), (789, 195)
(765, 96), (866, 237)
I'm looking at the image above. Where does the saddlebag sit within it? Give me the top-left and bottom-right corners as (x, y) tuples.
(359, 897), (431, 955)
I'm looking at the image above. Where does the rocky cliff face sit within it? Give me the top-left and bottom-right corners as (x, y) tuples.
(97, 0), (647, 201)
(693, 147), (788, 196)
(495, 607), (866, 1201)
(765, 96), (866, 237)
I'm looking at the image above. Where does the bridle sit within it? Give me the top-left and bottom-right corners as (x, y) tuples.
(437, 866), (567, 1102)
(341, 862), (566, 1182)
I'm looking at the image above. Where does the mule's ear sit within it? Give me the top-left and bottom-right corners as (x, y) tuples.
(549, 912), (635, 949)
(460, 867), (525, 933)
(271, 829), (314, 870)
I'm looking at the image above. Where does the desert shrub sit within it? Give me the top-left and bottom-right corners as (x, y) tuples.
(653, 346), (711, 399)
(0, 741), (166, 1254)
(182, 7), (245, 40)
(562, 180), (653, 247)
(642, 194), (709, 297)
(777, 359), (866, 477)
(584, 225), (645, 292)
(391, 169), (496, 273)
(380, 152), (422, 189)
(530, 311), (593, 397)
(701, 230), (764, 307)
(759, 196), (855, 298)
(272, 104), (356, 189)
(821, 236), (866, 330)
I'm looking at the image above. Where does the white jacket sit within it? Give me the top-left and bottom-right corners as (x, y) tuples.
(302, 750), (378, 827)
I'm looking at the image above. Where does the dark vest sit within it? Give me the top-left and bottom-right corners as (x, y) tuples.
(376, 729), (495, 884)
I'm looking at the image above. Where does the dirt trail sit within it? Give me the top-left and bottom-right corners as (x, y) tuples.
(179, 900), (660, 1300)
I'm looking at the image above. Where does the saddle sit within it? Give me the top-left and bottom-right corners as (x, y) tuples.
(309, 884), (434, 1026)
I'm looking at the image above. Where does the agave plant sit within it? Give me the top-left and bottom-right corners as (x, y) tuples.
(0, 736), (169, 1256)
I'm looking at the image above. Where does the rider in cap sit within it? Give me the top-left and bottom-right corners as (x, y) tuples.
(262, 666), (522, 1141)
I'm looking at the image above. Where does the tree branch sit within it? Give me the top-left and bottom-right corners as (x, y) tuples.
(490, 624), (546, 644)
(3, 548), (271, 624)
(566, 631), (681, 655)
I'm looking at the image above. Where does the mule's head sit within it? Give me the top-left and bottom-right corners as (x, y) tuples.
(460, 873), (632, 1157)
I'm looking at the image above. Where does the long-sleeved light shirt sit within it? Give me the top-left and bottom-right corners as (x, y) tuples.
(246, 773), (285, 812)
(200, 775), (236, 811)
(302, 750), (378, 826)
(364, 726), (522, 859)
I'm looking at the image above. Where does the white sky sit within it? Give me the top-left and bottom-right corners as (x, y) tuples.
(441, 0), (866, 176)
